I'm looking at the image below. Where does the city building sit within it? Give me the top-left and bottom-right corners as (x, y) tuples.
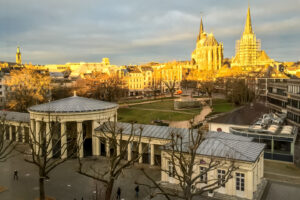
(230, 113), (298, 163)
(231, 6), (274, 69)
(161, 131), (265, 200)
(191, 18), (223, 71)
(1, 95), (266, 199)
(208, 103), (269, 133)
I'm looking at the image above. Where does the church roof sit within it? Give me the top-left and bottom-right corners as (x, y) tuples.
(203, 33), (218, 46)
(28, 96), (118, 113)
(244, 6), (253, 34)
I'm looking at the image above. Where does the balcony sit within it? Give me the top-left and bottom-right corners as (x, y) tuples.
(267, 93), (287, 101)
(267, 102), (285, 113)
(287, 105), (300, 114)
(286, 118), (300, 128)
(288, 93), (300, 100)
(268, 82), (287, 90)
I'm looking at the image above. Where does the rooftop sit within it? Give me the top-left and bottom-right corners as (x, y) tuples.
(28, 96), (118, 113)
(0, 111), (30, 123)
(209, 103), (269, 125)
(96, 122), (264, 162)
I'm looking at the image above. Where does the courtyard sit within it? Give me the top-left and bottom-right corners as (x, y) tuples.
(0, 147), (160, 200)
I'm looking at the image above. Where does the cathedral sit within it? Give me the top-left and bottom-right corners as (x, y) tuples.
(191, 18), (223, 71)
(231, 6), (274, 69)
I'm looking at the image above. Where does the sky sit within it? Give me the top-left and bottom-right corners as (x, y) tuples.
(0, 0), (300, 65)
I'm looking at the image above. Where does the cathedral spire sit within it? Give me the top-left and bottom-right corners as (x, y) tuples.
(197, 17), (204, 41)
(244, 6), (253, 34)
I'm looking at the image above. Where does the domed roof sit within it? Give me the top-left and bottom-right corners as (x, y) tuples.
(28, 96), (118, 113)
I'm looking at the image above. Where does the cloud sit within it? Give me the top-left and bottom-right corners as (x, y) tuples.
(0, 0), (299, 65)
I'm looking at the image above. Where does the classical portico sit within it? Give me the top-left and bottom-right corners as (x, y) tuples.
(28, 95), (118, 158)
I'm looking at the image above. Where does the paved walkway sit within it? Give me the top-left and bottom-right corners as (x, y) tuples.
(263, 181), (300, 200)
(168, 105), (212, 128)
(0, 152), (160, 200)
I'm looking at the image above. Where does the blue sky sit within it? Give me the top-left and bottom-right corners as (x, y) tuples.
(0, 0), (299, 65)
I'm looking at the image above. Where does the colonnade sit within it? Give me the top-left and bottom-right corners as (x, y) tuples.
(102, 138), (157, 166)
(3, 123), (28, 143)
(30, 119), (86, 159)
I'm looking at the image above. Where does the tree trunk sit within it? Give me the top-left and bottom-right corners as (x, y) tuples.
(39, 177), (45, 200)
(105, 180), (115, 200)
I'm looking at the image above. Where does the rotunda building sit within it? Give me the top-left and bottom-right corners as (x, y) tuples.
(28, 94), (118, 158)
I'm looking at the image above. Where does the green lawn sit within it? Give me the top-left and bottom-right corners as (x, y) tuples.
(118, 108), (194, 124)
(118, 100), (202, 124)
(129, 100), (202, 115)
(209, 99), (236, 115)
(118, 97), (179, 105)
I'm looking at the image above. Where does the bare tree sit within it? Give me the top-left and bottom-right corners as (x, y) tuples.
(149, 79), (162, 99)
(138, 126), (237, 200)
(163, 80), (177, 98)
(18, 115), (78, 200)
(77, 119), (144, 200)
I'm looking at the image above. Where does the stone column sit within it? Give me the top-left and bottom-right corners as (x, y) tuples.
(61, 122), (67, 159)
(271, 139), (274, 155)
(77, 121), (84, 158)
(117, 139), (121, 156)
(30, 119), (36, 151)
(127, 142), (132, 161)
(92, 120), (100, 156)
(46, 122), (52, 158)
(138, 142), (143, 164)
(21, 126), (25, 143)
(9, 125), (12, 141)
(106, 138), (110, 157)
(150, 143), (155, 166)
(35, 121), (41, 154)
(291, 142), (295, 155)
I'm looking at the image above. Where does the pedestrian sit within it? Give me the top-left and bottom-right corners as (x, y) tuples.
(13, 170), (18, 180)
(135, 185), (139, 199)
(117, 187), (121, 200)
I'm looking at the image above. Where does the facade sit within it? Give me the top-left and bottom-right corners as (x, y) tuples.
(231, 7), (274, 69)
(191, 18), (223, 71)
(230, 123), (298, 163)
(266, 78), (300, 128)
(161, 132), (265, 200)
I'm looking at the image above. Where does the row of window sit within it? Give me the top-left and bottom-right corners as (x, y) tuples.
(287, 112), (300, 124)
(168, 162), (245, 192)
(288, 85), (300, 94)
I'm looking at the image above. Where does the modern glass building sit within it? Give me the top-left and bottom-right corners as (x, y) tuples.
(229, 125), (297, 162)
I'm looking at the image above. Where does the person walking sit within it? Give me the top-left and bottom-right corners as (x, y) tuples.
(135, 185), (139, 199)
(13, 170), (18, 180)
(116, 187), (121, 200)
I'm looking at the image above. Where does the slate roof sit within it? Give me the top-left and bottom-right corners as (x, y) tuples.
(96, 122), (264, 162)
(95, 122), (192, 140)
(209, 103), (269, 125)
(0, 111), (30, 123)
(195, 132), (265, 162)
(28, 96), (118, 113)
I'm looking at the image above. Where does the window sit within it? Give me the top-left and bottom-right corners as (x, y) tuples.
(217, 169), (226, 187)
(200, 167), (207, 184)
(168, 161), (175, 178)
(236, 173), (245, 191)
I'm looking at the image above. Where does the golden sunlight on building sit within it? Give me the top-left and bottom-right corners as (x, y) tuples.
(231, 6), (274, 70)
(16, 46), (22, 65)
(191, 18), (223, 71)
